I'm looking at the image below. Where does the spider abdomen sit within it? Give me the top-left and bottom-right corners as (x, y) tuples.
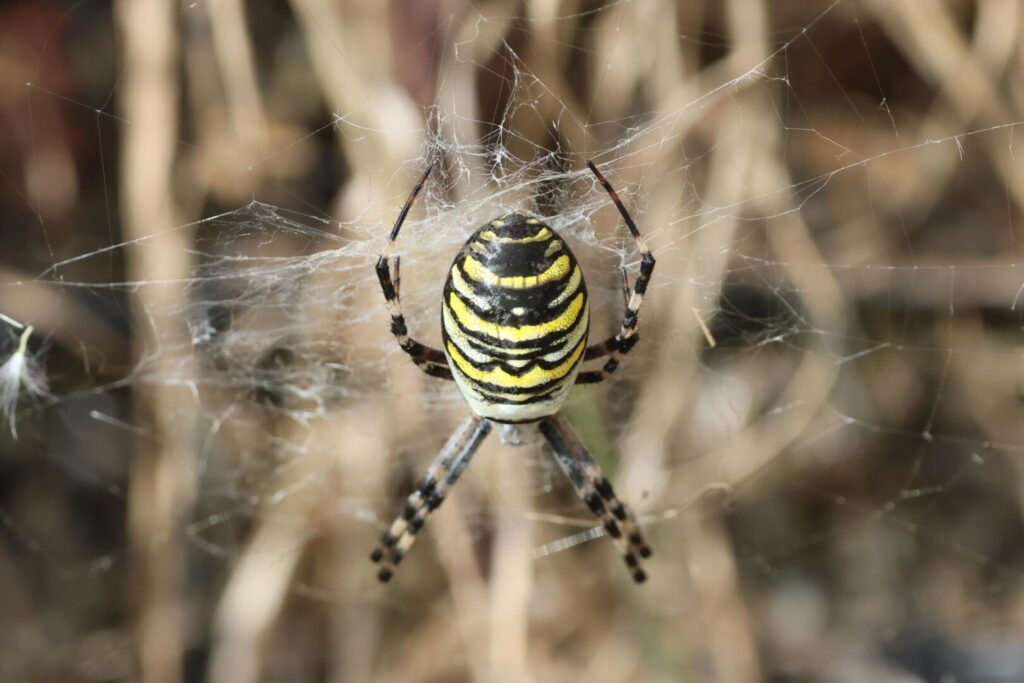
(441, 213), (589, 422)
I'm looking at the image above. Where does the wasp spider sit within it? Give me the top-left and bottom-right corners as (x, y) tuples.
(371, 161), (655, 583)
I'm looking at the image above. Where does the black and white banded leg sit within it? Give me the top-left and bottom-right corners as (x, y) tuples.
(375, 163), (453, 380)
(538, 415), (652, 583)
(577, 160), (656, 385)
(371, 416), (492, 582)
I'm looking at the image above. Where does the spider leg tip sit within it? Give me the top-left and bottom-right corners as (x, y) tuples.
(370, 548), (384, 563)
(377, 568), (394, 583)
(633, 569), (648, 584)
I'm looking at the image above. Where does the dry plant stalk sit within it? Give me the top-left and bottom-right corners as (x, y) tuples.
(116, 1), (196, 681)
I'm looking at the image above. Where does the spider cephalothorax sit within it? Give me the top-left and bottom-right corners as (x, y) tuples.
(372, 161), (655, 583)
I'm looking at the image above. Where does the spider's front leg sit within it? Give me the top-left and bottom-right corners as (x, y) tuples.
(538, 414), (652, 583)
(577, 160), (656, 385)
(376, 163), (453, 380)
(371, 416), (492, 582)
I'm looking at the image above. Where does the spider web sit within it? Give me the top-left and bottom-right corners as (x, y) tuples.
(2, 0), (1024, 680)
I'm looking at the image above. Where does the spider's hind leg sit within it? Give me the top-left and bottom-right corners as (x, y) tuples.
(371, 416), (491, 582)
(538, 414), (652, 583)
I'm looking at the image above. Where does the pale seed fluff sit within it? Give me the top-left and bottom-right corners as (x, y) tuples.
(0, 325), (48, 440)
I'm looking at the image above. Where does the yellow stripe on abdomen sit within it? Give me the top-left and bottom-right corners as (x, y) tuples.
(478, 227), (552, 243)
(462, 254), (571, 289)
(446, 338), (586, 389)
(447, 291), (585, 343)
(449, 265), (492, 311)
(443, 305), (589, 360)
(548, 265), (582, 308)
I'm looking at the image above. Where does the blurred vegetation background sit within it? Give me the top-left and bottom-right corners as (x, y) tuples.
(2, 0), (1024, 681)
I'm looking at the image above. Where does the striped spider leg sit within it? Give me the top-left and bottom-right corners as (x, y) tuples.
(538, 415), (652, 583)
(371, 417), (492, 582)
(577, 161), (656, 385)
(375, 163), (453, 380)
